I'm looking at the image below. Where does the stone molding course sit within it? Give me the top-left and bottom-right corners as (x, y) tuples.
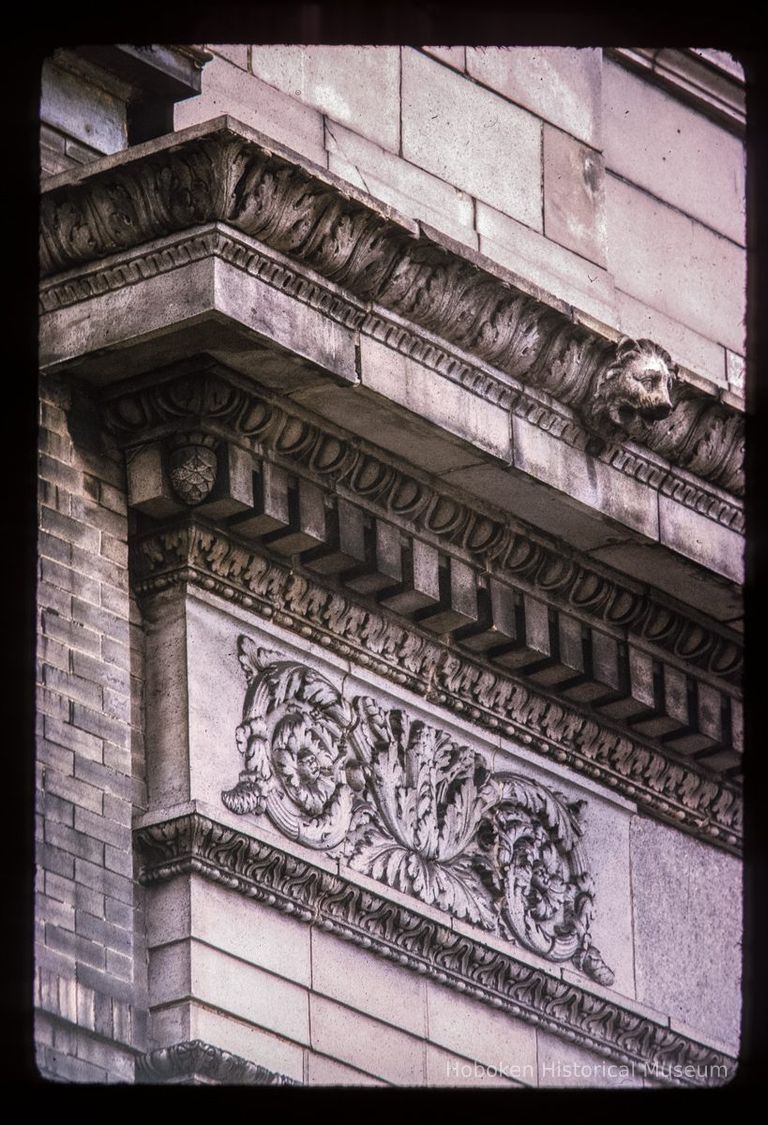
(39, 118), (744, 498)
(132, 524), (742, 853)
(135, 812), (736, 1088)
(137, 1039), (299, 1085)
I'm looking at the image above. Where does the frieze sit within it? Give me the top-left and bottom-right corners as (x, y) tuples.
(135, 812), (735, 1088)
(107, 367), (743, 685)
(132, 523), (742, 852)
(221, 638), (615, 985)
(39, 122), (744, 497)
(136, 1040), (300, 1085)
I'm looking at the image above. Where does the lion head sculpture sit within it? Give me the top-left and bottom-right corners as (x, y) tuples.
(590, 337), (678, 439)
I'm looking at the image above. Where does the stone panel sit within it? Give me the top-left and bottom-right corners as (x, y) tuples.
(465, 47), (602, 148)
(537, 1030), (644, 1088)
(311, 927), (427, 1037)
(630, 817), (742, 1054)
(658, 495), (743, 584)
(402, 48), (542, 230)
(605, 174), (746, 354)
(325, 119), (476, 247)
(174, 55), (326, 165)
(306, 1052), (386, 1086)
(41, 61), (127, 155)
(249, 46), (401, 152)
(425, 981), (537, 1073)
(603, 59), (746, 246)
(616, 288), (727, 387)
(543, 125), (607, 267)
(421, 47), (466, 71)
(425, 1043), (527, 1087)
(310, 994), (426, 1085)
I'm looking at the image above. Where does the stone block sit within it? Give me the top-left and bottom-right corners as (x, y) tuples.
(421, 47), (465, 71)
(41, 61), (127, 155)
(512, 414), (660, 541)
(476, 201), (618, 326)
(630, 816), (742, 1053)
(250, 45), (401, 153)
(190, 1004), (305, 1081)
(174, 55), (326, 165)
(616, 289), (727, 387)
(311, 927), (427, 1036)
(658, 496), (743, 584)
(426, 1044), (527, 1087)
(358, 334), (510, 463)
(537, 1030), (644, 1087)
(190, 877), (312, 986)
(309, 993), (425, 1085)
(210, 43), (249, 70)
(326, 119), (476, 246)
(307, 1052), (385, 1086)
(603, 59), (746, 246)
(605, 174), (746, 354)
(466, 47), (602, 148)
(544, 125), (606, 267)
(291, 383), (484, 476)
(402, 48), (542, 230)
(143, 594), (191, 809)
(726, 350), (745, 395)
(425, 981), (537, 1073)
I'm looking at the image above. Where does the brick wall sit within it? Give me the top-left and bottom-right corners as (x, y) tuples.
(35, 374), (146, 1081)
(176, 45), (745, 395)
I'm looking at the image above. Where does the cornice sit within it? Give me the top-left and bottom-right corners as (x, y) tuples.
(135, 812), (736, 1088)
(131, 523), (742, 853)
(41, 224), (745, 526)
(39, 118), (744, 499)
(137, 1039), (299, 1085)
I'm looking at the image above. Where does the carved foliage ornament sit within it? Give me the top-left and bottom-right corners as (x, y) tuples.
(40, 129), (744, 495)
(222, 637), (615, 986)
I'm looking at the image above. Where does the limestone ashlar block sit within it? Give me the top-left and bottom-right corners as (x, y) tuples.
(229, 461), (291, 539)
(378, 538), (440, 616)
(196, 442), (254, 520)
(309, 993), (425, 1085)
(465, 46), (602, 149)
(603, 59), (745, 247)
(543, 124), (607, 267)
(415, 557), (479, 634)
(605, 173), (746, 355)
(343, 518), (403, 595)
(302, 497), (368, 576)
(125, 444), (184, 519)
(250, 45), (401, 154)
(401, 48), (543, 231)
(258, 476), (326, 557)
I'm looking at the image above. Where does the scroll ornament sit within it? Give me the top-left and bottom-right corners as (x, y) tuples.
(222, 637), (615, 986)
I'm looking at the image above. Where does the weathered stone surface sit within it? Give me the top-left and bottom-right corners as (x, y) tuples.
(250, 45), (401, 153)
(426, 981), (537, 1072)
(603, 59), (746, 246)
(544, 125), (607, 267)
(402, 48), (542, 229)
(42, 61), (127, 156)
(616, 289), (728, 387)
(358, 334), (510, 463)
(537, 1030), (644, 1087)
(426, 1044), (526, 1087)
(210, 43), (249, 70)
(174, 56), (326, 165)
(310, 994), (425, 1085)
(311, 928), (427, 1037)
(630, 817), (742, 1054)
(326, 119), (476, 248)
(658, 494), (743, 584)
(421, 47), (466, 71)
(606, 174), (746, 354)
(466, 47), (602, 148)
(306, 1052), (386, 1086)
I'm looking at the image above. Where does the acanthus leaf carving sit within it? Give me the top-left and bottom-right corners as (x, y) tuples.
(41, 126), (744, 497)
(221, 638), (614, 984)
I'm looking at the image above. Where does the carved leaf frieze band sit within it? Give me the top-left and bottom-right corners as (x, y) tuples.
(132, 524), (742, 852)
(107, 369), (743, 685)
(136, 1041), (299, 1085)
(135, 812), (735, 1088)
(40, 125), (744, 496)
(221, 639), (615, 985)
